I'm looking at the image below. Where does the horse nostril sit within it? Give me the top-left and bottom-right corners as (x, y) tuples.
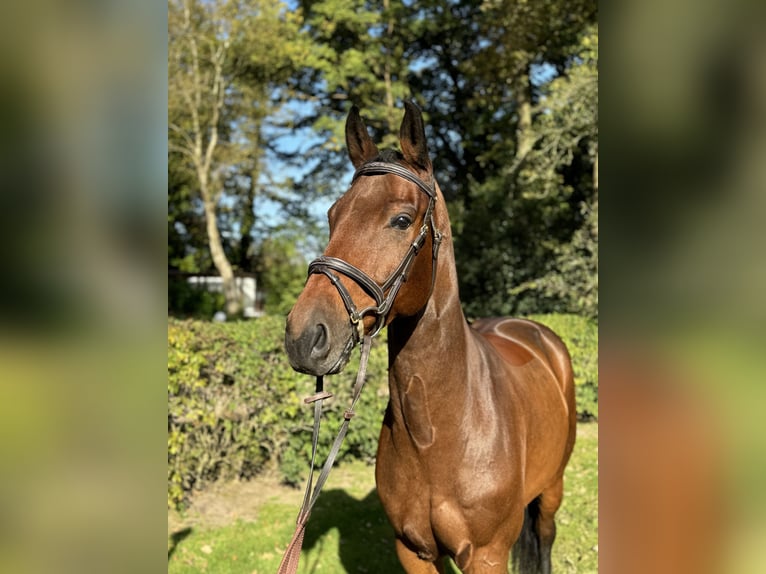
(310, 323), (329, 359)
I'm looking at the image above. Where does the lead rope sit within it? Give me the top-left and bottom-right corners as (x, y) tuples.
(277, 334), (374, 574)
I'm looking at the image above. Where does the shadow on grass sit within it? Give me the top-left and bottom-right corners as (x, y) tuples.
(168, 526), (192, 560)
(302, 489), (405, 574)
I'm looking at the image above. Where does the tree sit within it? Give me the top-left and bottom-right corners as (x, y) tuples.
(456, 23), (599, 317)
(398, 1), (598, 316)
(169, 0), (242, 314)
(529, 26), (598, 317)
(276, 0), (416, 197)
(168, 0), (312, 315)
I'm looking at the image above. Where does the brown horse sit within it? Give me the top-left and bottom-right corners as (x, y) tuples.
(285, 102), (577, 574)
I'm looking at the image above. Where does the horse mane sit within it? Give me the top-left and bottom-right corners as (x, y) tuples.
(371, 149), (403, 164)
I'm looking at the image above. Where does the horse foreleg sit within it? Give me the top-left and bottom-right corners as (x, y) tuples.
(395, 538), (445, 574)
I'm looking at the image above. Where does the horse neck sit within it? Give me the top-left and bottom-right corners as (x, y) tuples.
(386, 236), (471, 399)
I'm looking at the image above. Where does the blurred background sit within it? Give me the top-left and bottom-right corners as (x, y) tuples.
(0, 1), (165, 574)
(602, 0), (766, 572)
(0, 0), (763, 572)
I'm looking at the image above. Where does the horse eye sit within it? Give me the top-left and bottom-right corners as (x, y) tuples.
(390, 214), (413, 230)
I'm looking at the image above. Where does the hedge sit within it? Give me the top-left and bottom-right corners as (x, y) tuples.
(168, 316), (390, 508)
(167, 314), (597, 508)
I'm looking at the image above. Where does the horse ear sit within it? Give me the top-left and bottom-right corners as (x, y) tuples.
(399, 100), (431, 172)
(345, 106), (379, 168)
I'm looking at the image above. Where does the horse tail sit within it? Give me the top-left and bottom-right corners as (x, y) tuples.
(511, 496), (541, 574)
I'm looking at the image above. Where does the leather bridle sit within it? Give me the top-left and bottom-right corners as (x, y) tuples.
(307, 161), (443, 339)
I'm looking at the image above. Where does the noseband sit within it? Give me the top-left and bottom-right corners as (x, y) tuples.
(307, 161), (443, 339)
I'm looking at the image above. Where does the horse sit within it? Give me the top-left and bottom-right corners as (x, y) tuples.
(284, 101), (577, 574)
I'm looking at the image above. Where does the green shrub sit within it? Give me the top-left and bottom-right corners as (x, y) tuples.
(526, 313), (598, 420)
(167, 316), (389, 509)
(167, 313), (597, 508)
(168, 278), (225, 319)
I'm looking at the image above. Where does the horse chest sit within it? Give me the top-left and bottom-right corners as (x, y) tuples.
(377, 404), (519, 558)
(378, 453), (516, 562)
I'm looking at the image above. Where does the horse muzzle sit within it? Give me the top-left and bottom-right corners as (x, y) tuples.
(284, 311), (356, 376)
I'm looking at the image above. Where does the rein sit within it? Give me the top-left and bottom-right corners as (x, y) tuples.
(277, 335), (372, 574)
(277, 162), (442, 574)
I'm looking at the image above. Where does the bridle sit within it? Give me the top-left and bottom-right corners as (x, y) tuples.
(277, 160), (443, 574)
(307, 161), (443, 340)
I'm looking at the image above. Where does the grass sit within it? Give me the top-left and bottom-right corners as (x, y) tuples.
(168, 422), (597, 573)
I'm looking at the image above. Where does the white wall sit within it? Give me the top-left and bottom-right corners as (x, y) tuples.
(186, 276), (261, 318)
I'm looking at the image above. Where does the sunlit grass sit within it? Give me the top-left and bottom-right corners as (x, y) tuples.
(168, 423), (597, 573)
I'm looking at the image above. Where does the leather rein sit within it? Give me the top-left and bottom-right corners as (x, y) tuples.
(277, 161), (442, 574)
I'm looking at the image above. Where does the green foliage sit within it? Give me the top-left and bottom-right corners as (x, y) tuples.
(254, 235), (309, 316)
(167, 316), (390, 509)
(398, 2), (598, 316)
(167, 312), (597, 508)
(451, 19), (598, 318)
(278, 0), (416, 193)
(539, 196), (598, 319)
(456, 176), (575, 318)
(168, 279), (226, 319)
(528, 25), (599, 319)
(527, 313), (598, 420)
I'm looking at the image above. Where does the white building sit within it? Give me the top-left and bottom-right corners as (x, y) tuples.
(186, 275), (262, 318)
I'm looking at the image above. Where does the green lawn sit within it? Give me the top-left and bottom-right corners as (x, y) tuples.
(168, 422), (597, 573)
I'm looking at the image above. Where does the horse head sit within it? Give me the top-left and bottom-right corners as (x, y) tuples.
(285, 102), (444, 376)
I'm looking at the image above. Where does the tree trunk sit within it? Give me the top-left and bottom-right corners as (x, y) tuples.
(201, 179), (241, 316)
(593, 148), (599, 193)
(177, 0), (240, 317)
(514, 64), (534, 162)
(239, 152), (258, 271)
